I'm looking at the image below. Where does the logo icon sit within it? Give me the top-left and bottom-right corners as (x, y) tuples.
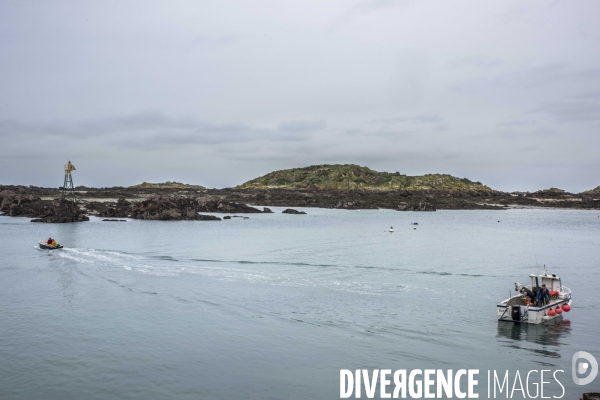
(572, 351), (598, 385)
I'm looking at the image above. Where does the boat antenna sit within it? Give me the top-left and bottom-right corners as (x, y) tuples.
(543, 264), (547, 276)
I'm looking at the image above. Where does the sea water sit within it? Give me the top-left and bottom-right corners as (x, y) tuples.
(0, 208), (599, 399)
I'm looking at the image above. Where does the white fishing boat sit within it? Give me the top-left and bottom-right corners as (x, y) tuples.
(389, 226), (394, 232)
(497, 267), (572, 324)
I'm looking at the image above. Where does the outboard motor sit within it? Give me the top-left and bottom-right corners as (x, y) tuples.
(511, 306), (521, 322)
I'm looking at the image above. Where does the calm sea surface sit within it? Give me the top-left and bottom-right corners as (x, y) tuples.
(1, 208), (599, 399)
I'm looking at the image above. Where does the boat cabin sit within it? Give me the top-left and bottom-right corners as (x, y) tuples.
(528, 272), (561, 295)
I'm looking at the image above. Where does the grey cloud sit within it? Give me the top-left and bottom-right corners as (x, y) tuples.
(351, 0), (416, 13)
(1, 1), (599, 191)
(0, 112), (316, 147)
(447, 55), (504, 70)
(278, 120), (326, 132)
(494, 64), (600, 89)
(367, 115), (444, 125)
(531, 99), (600, 123)
(191, 35), (239, 49)
(497, 120), (538, 128)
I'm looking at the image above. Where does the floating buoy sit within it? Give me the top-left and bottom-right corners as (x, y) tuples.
(562, 304), (571, 312)
(548, 309), (556, 317)
(555, 307), (562, 315)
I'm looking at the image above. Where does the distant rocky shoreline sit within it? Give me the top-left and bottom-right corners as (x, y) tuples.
(1, 184), (598, 223)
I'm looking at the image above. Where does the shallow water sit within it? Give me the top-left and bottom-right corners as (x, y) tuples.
(1, 208), (599, 399)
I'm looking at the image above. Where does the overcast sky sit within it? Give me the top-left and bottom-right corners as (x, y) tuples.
(1, 1), (599, 191)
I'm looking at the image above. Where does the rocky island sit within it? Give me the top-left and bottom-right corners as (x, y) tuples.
(1, 164), (598, 223)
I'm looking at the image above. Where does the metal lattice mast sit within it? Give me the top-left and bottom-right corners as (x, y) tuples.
(62, 160), (76, 201)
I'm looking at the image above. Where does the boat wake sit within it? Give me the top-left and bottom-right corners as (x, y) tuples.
(50, 248), (420, 296)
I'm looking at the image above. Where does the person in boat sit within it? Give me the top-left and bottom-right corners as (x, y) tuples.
(520, 286), (535, 303)
(536, 284), (550, 306)
(47, 238), (53, 245)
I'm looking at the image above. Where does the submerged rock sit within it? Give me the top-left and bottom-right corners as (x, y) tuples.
(195, 214), (221, 221)
(197, 199), (265, 213)
(282, 208), (306, 214)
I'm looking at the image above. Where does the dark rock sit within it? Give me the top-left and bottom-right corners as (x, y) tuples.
(397, 201), (436, 211)
(223, 216), (232, 219)
(582, 393), (600, 400)
(88, 196), (222, 220)
(262, 207), (274, 213)
(197, 199), (264, 213)
(282, 208), (306, 214)
(196, 214), (221, 221)
(102, 219), (126, 222)
(26, 198), (89, 223)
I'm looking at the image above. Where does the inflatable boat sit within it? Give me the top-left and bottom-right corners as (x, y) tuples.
(39, 240), (63, 250)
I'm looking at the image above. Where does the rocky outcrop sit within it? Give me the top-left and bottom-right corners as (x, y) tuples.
(262, 207), (274, 213)
(196, 199), (265, 213)
(3, 181), (599, 213)
(282, 208), (306, 214)
(0, 190), (44, 216)
(89, 196), (222, 220)
(397, 201), (436, 211)
(30, 199), (90, 223)
(0, 190), (89, 223)
(581, 393), (600, 400)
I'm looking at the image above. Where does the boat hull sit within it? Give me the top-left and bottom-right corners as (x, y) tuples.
(38, 241), (63, 250)
(497, 298), (572, 324)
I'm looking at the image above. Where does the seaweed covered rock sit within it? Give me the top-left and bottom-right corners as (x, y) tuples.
(581, 393), (600, 400)
(397, 201), (436, 212)
(197, 199), (265, 213)
(0, 190), (89, 223)
(30, 199), (90, 223)
(0, 190), (45, 217)
(122, 196), (221, 220)
(282, 208), (306, 214)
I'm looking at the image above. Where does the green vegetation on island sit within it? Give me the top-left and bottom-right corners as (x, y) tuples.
(582, 186), (600, 196)
(128, 181), (205, 190)
(237, 164), (491, 191)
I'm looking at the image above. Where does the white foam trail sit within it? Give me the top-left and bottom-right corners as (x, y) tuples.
(51, 248), (423, 296)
